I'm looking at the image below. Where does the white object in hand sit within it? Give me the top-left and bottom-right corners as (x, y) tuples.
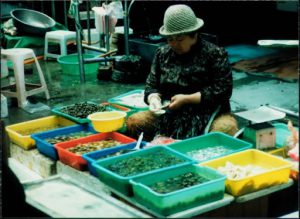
(148, 93), (162, 112)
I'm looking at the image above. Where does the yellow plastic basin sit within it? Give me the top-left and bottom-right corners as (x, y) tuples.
(88, 111), (126, 132)
(200, 149), (292, 196)
(5, 116), (76, 150)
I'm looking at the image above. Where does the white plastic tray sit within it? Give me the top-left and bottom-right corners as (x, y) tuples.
(235, 106), (286, 124)
(23, 175), (148, 218)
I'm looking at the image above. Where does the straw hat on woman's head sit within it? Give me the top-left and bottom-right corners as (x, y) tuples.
(159, 4), (204, 36)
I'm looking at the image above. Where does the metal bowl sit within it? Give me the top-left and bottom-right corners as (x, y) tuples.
(10, 8), (55, 35)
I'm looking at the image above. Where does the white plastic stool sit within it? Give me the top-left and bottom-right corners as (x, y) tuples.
(1, 59), (9, 78)
(1, 48), (50, 108)
(44, 30), (76, 60)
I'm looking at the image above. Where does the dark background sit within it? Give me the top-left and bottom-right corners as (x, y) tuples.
(128, 0), (298, 45)
(1, 0), (298, 46)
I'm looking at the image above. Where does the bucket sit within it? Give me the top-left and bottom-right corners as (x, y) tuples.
(1, 94), (8, 118)
(57, 54), (99, 75)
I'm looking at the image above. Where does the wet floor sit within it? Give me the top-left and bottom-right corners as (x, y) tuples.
(1, 45), (299, 126)
(1, 60), (144, 125)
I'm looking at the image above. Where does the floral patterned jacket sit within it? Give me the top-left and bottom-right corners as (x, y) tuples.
(144, 37), (233, 115)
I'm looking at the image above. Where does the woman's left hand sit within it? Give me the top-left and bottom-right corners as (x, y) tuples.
(169, 92), (201, 110)
(169, 94), (189, 110)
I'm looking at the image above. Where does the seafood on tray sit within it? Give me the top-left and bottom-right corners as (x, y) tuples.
(217, 161), (267, 180)
(118, 93), (148, 108)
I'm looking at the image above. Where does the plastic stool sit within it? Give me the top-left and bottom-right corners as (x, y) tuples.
(44, 30), (76, 60)
(1, 48), (50, 108)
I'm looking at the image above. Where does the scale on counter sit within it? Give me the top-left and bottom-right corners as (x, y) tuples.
(234, 106), (287, 149)
(234, 105), (286, 124)
(234, 105), (299, 150)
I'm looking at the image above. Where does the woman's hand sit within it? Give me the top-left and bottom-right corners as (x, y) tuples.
(169, 92), (201, 110)
(169, 94), (188, 110)
(148, 93), (162, 112)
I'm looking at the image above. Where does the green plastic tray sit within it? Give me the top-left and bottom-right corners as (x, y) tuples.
(51, 101), (108, 124)
(108, 89), (149, 113)
(168, 132), (253, 163)
(130, 165), (226, 216)
(92, 146), (196, 196)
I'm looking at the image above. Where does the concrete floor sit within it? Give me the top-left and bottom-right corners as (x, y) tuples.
(1, 44), (299, 127)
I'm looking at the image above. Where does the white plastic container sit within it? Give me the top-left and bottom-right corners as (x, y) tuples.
(83, 28), (100, 43)
(115, 26), (133, 35)
(1, 94), (8, 118)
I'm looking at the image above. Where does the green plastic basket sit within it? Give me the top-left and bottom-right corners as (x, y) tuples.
(108, 89), (149, 113)
(168, 132), (253, 163)
(57, 54), (99, 75)
(92, 146), (196, 196)
(51, 101), (104, 124)
(131, 165), (226, 216)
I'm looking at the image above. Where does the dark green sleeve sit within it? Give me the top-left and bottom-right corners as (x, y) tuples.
(144, 48), (162, 104)
(200, 47), (233, 107)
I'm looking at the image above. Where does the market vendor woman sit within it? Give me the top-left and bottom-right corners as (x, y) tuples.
(127, 4), (237, 140)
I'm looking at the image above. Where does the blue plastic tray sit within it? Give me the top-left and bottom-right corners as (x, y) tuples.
(92, 146), (196, 196)
(108, 89), (149, 112)
(82, 141), (148, 176)
(31, 124), (97, 160)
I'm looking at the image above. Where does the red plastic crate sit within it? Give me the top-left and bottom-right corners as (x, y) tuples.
(101, 102), (131, 112)
(55, 132), (136, 170)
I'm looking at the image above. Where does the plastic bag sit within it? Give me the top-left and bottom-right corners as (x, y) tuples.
(3, 18), (17, 36)
(92, 7), (117, 34)
(104, 1), (123, 19)
(92, 1), (121, 34)
(1, 94), (8, 118)
(149, 135), (180, 146)
(288, 144), (299, 161)
(286, 120), (299, 161)
(22, 101), (51, 114)
(68, 0), (83, 16)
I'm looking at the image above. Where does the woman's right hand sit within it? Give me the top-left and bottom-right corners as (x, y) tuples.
(148, 93), (162, 112)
